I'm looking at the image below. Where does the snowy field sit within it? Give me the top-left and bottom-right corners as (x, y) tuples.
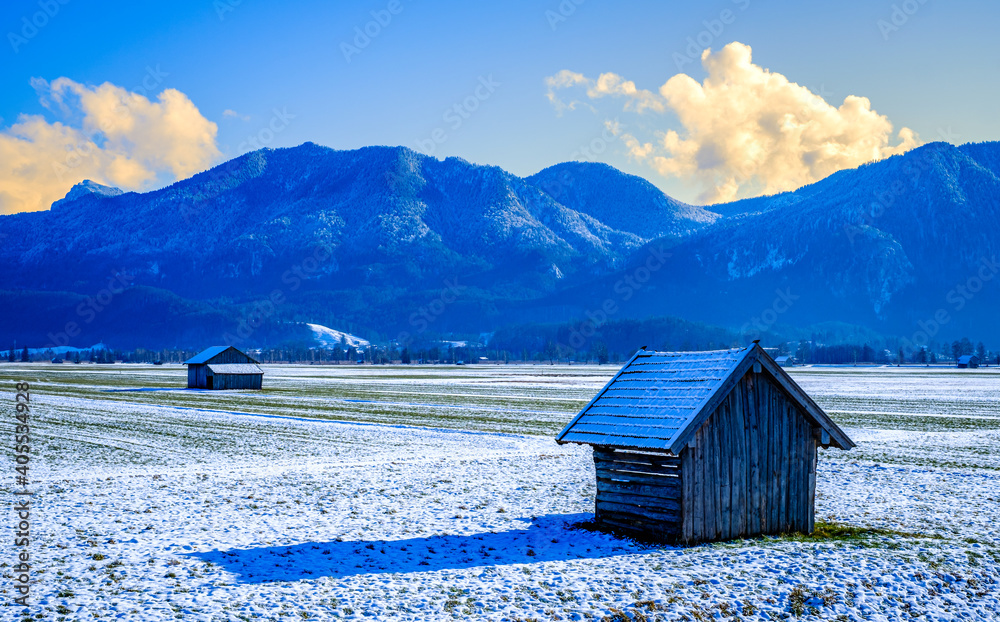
(1, 363), (999, 621)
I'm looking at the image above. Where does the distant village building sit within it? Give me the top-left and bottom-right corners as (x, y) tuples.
(184, 346), (263, 389)
(957, 355), (980, 369)
(556, 344), (854, 544)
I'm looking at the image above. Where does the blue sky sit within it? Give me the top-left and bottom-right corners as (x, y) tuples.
(2, 0), (998, 211)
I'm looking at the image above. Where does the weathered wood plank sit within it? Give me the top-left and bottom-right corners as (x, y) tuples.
(786, 401), (795, 531)
(733, 382), (746, 538)
(596, 471), (680, 488)
(597, 516), (681, 539)
(693, 430), (704, 542)
(704, 419), (716, 541)
(768, 380), (780, 533)
(682, 446), (693, 543)
(803, 417), (812, 529)
(596, 491), (682, 513)
(596, 500), (681, 522)
(720, 396), (732, 540)
(790, 406), (800, 532)
(790, 403), (800, 531)
(808, 439), (817, 533)
(756, 372), (775, 533)
(795, 408), (810, 532)
(596, 478), (681, 498)
(593, 449), (682, 467)
(778, 400), (788, 532)
(748, 374), (761, 535)
(595, 463), (680, 479)
(716, 402), (726, 539)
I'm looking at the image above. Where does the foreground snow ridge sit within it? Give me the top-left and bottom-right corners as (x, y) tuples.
(19, 404), (996, 619)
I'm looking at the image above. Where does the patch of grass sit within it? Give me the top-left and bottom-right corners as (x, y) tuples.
(781, 520), (941, 544)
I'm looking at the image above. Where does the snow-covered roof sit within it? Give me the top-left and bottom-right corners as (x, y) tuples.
(556, 345), (853, 454)
(206, 363), (263, 375)
(958, 355), (979, 364)
(184, 346), (259, 365)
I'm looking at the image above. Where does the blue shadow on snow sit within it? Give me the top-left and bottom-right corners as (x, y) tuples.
(187, 513), (658, 583)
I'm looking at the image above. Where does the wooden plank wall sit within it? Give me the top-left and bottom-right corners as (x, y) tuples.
(188, 365), (209, 388)
(210, 373), (263, 390)
(681, 371), (818, 543)
(188, 364), (262, 389)
(593, 449), (682, 539)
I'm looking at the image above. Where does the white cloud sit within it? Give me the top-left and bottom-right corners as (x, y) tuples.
(0, 78), (220, 215)
(545, 69), (664, 114)
(223, 108), (251, 121)
(546, 42), (920, 203)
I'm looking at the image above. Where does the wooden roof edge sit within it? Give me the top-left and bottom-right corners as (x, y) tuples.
(554, 349), (648, 444)
(753, 347), (855, 449)
(554, 436), (676, 455)
(185, 345), (261, 365)
(666, 346), (757, 453)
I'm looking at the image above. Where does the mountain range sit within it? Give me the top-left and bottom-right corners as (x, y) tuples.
(1, 140), (998, 351)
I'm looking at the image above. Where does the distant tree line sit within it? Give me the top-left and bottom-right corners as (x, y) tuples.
(4, 325), (994, 367)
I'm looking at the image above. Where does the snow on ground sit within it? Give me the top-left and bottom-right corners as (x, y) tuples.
(1, 365), (999, 620)
(307, 324), (370, 349)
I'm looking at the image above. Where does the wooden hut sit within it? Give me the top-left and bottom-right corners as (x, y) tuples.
(184, 346), (263, 390)
(957, 355), (980, 369)
(555, 344), (853, 543)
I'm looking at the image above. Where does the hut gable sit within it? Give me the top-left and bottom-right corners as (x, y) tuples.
(556, 345), (854, 543)
(184, 346), (260, 366)
(556, 345), (852, 453)
(184, 346), (263, 390)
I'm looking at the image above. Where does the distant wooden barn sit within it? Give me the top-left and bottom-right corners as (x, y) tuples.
(184, 346), (263, 390)
(556, 345), (854, 544)
(775, 355), (794, 367)
(957, 355), (980, 369)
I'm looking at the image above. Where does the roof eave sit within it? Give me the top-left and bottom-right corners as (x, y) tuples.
(554, 349), (646, 444)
